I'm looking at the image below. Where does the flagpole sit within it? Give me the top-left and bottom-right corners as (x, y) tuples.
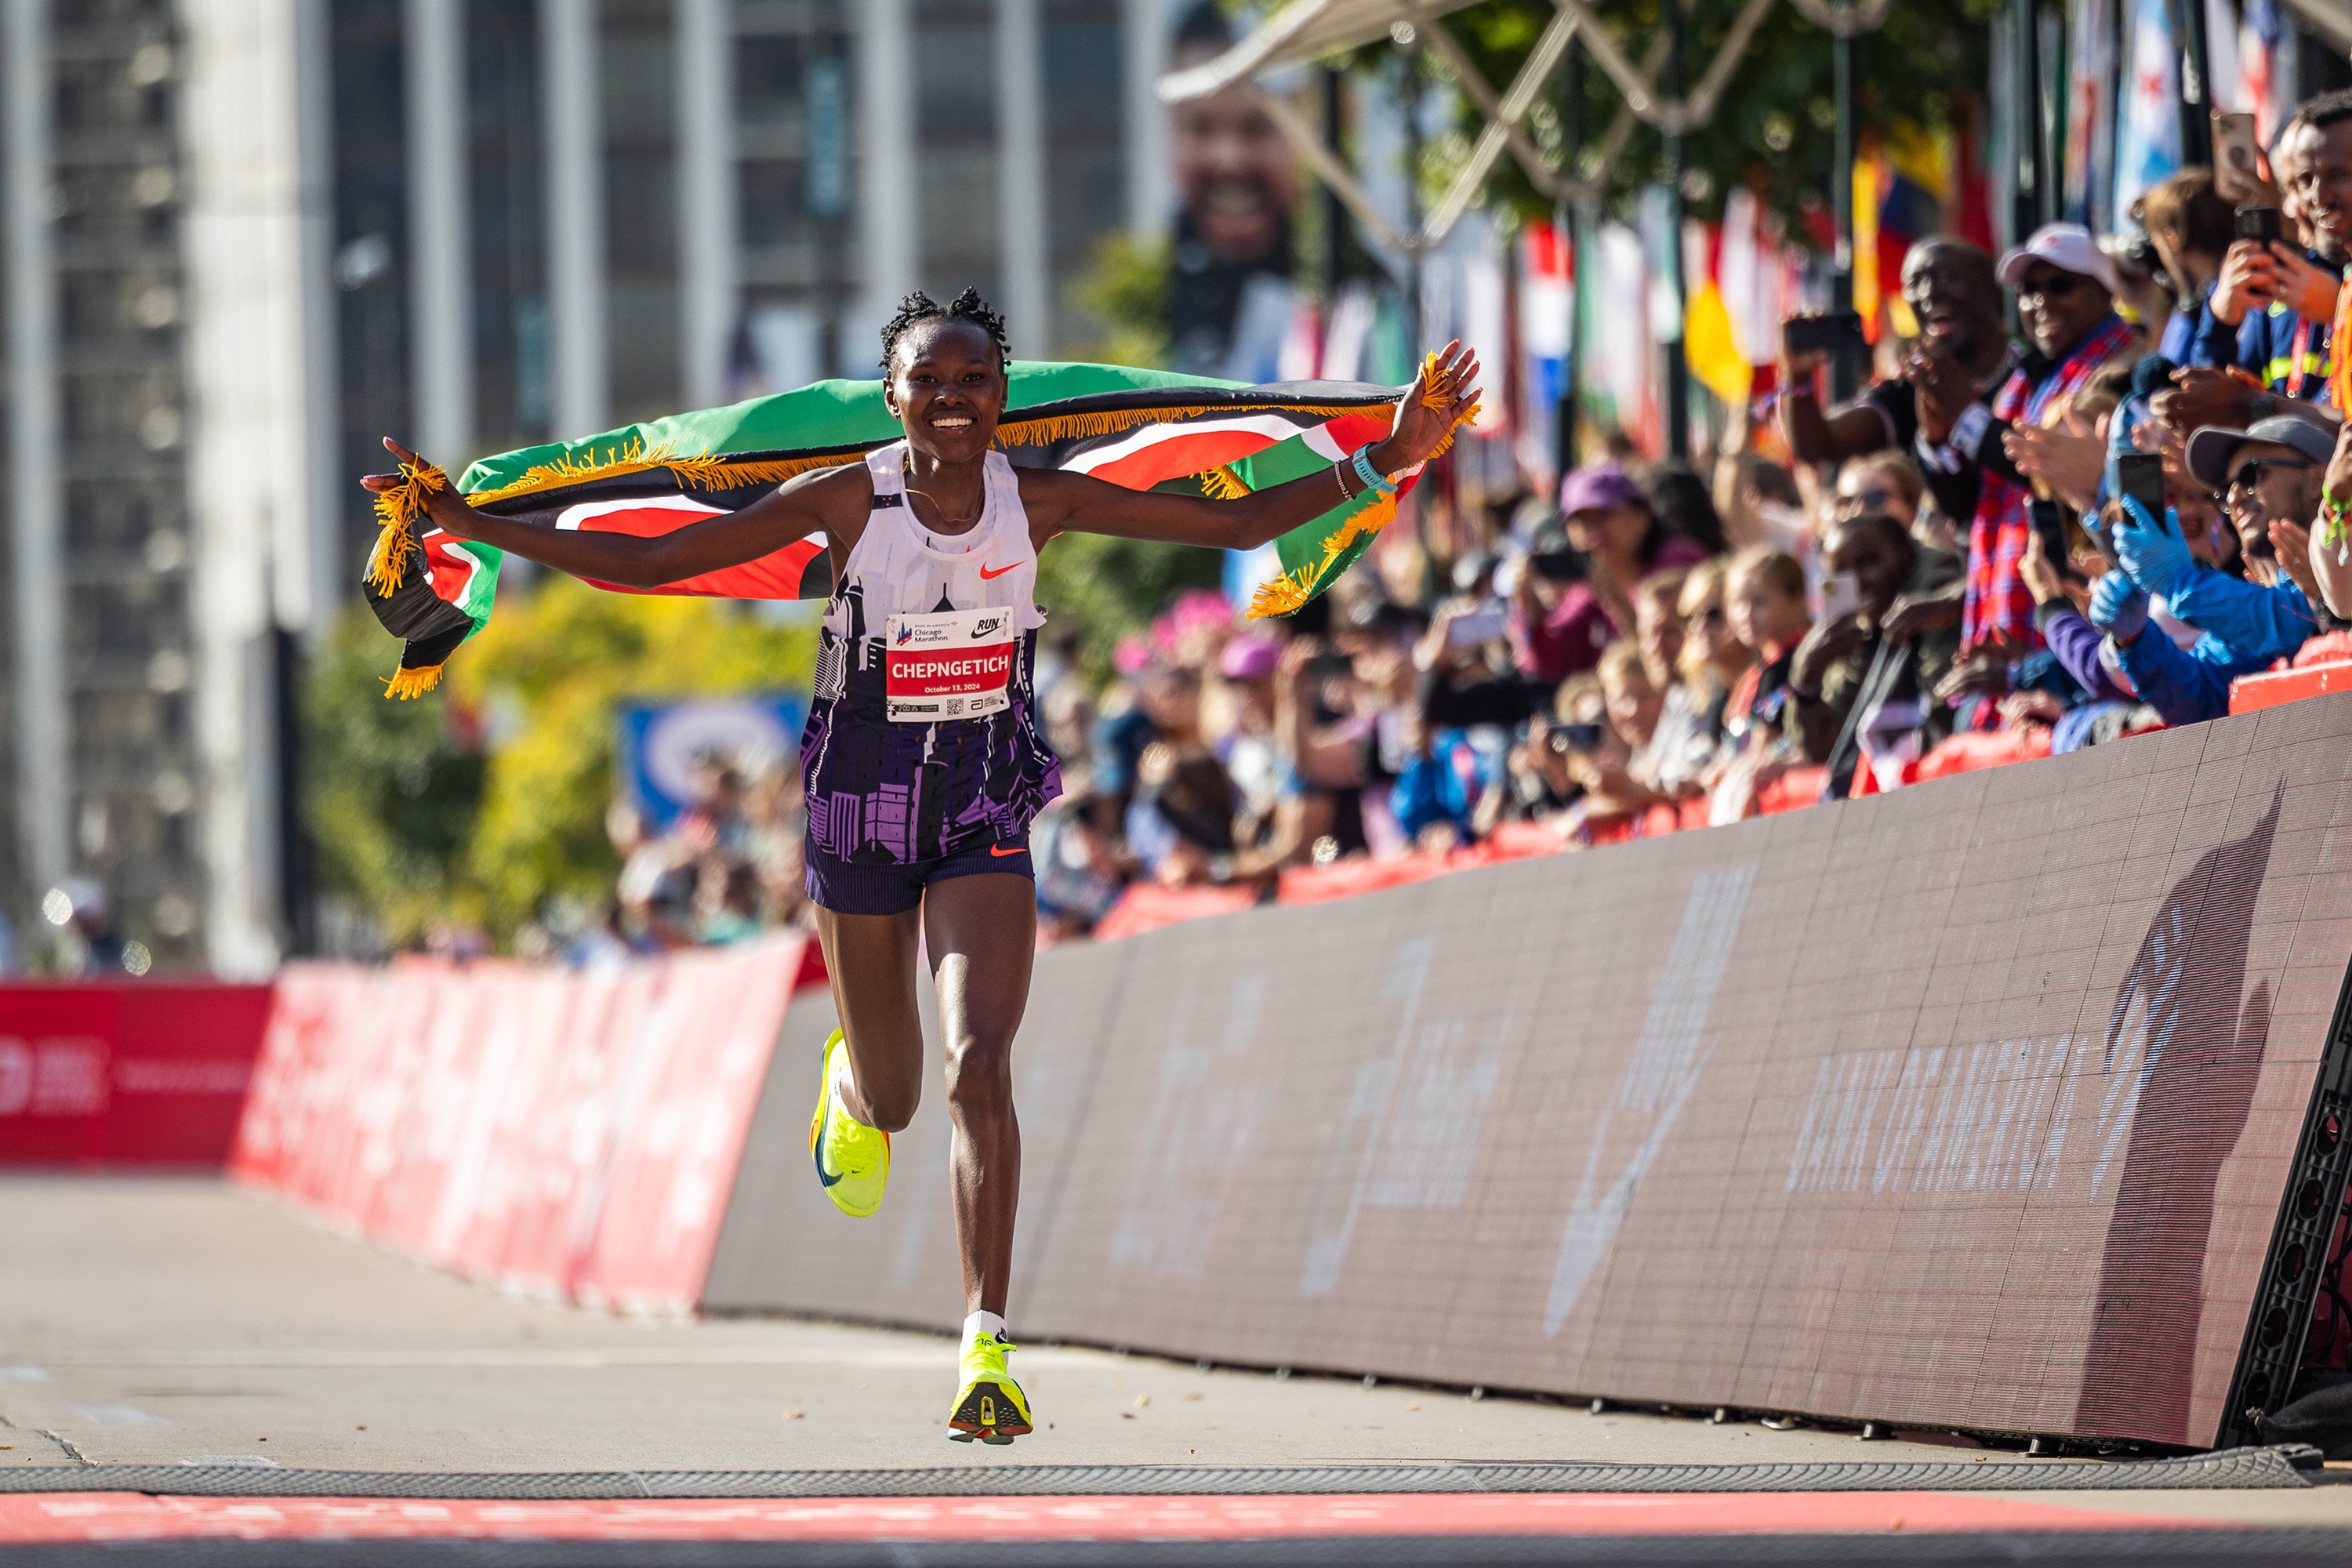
(1320, 67), (1345, 310)
(1831, 23), (1857, 402)
(1559, 35), (1581, 477)
(2169, 0), (2214, 166)
(1661, 0), (1690, 462)
(2009, 0), (2047, 240)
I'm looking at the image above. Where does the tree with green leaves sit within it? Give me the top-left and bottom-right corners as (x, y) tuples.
(307, 586), (817, 949)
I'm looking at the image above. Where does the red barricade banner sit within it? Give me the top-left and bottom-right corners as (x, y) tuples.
(1277, 854), (1450, 905)
(1092, 883), (1258, 941)
(230, 935), (804, 1312)
(0, 983), (272, 1166)
(2233, 659), (2352, 713)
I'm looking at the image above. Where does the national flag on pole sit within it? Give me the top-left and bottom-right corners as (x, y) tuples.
(361, 365), (1450, 695)
(2063, 0), (2116, 227)
(1852, 143), (1883, 334)
(1519, 220), (1572, 491)
(2113, 0), (2182, 233)
(1684, 221), (1752, 408)
(2239, 0), (2285, 147)
(2204, 0), (2242, 114)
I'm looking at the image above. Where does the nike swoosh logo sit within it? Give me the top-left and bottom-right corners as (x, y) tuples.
(989, 844), (1025, 858)
(978, 562), (1018, 580)
(813, 1102), (845, 1186)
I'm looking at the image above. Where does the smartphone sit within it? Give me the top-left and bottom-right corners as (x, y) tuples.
(1527, 548), (1586, 583)
(2112, 453), (2168, 550)
(2028, 497), (2072, 572)
(1305, 652), (1353, 686)
(1785, 312), (1869, 357)
(1553, 720), (1606, 753)
(2213, 112), (2268, 204)
(2234, 205), (2282, 248)
(1817, 571), (1862, 624)
(1446, 606), (1508, 648)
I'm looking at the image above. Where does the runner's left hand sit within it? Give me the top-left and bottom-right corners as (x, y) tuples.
(1373, 341), (1482, 474)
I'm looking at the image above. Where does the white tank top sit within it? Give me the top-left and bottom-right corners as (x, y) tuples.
(822, 441), (1045, 638)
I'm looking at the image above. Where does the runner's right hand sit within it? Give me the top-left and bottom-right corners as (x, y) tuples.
(361, 437), (480, 537)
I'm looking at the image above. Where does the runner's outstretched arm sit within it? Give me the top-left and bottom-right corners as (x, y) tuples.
(1024, 343), (1482, 551)
(359, 436), (863, 587)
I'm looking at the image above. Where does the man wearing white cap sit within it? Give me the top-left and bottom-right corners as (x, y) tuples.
(1918, 221), (2141, 663)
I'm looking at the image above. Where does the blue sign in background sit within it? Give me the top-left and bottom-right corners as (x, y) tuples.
(619, 694), (808, 830)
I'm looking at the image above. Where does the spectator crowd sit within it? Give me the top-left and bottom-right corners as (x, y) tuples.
(584, 88), (2352, 953)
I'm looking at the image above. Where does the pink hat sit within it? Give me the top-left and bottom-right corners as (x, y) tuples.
(1997, 223), (2120, 297)
(1558, 461), (1646, 517)
(1218, 633), (1280, 681)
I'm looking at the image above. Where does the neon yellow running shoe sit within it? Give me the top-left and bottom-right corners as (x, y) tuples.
(808, 1029), (888, 1218)
(946, 1332), (1033, 1444)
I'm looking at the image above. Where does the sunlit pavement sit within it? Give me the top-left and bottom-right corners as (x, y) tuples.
(0, 1177), (2349, 1563)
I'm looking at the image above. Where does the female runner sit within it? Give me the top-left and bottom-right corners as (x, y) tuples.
(367, 289), (1479, 1443)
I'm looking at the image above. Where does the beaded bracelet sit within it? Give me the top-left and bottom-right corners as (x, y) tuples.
(2321, 489), (2352, 563)
(1350, 446), (1398, 498)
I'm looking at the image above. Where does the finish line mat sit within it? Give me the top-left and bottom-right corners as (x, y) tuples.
(0, 1491), (2306, 1556)
(706, 694), (2352, 1450)
(0, 1447), (2319, 1497)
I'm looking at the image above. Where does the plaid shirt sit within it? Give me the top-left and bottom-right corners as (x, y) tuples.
(1962, 315), (2137, 653)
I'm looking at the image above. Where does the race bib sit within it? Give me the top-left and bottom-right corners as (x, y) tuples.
(884, 607), (1017, 723)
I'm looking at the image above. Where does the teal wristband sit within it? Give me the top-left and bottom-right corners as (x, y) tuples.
(1350, 447), (1396, 497)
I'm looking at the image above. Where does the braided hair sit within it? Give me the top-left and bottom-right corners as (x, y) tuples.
(878, 287), (1011, 373)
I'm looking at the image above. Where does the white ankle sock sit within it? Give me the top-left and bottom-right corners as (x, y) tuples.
(964, 1310), (1006, 1345)
(829, 1049), (858, 1114)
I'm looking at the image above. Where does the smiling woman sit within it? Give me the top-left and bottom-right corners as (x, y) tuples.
(361, 289), (1479, 1446)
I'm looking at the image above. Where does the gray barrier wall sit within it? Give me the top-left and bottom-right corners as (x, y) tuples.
(704, 693), (2352, 1448)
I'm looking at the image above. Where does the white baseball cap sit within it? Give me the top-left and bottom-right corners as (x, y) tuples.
(1997, 223), (2121, 297)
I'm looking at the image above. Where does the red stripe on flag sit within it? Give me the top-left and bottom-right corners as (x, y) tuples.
(1082, 428), (1287, 490)
(423, 533), (481, 604)
(564, 503), (826, 601)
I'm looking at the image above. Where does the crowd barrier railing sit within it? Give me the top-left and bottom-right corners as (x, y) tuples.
(707, 692), (2352, 1450)
(230, 935), (808, 1314)
(0, 982), (271, 1167)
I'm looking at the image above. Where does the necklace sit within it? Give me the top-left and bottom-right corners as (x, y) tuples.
(902, 456), (983, 529)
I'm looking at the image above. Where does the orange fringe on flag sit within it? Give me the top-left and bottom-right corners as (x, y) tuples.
(365, 459), (451, 596)
(1197, 463), (1251, 500)
(1246, 561), (1326, 619)
(996, 400), (1379, 448)
(381, 664), (445, 700)
(1243, 390), (1475, 618)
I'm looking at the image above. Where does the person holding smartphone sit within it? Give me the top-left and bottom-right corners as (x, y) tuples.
(2088, 423), (2328, 728)
(2198, 99), (2352, 397)
(1779, 241), (2015, 514)
(2140, 169), (2238, 367)
(1917, 223), (2142, 662)
(1784, 511), (1964, 798)
(1507, 464), (1709, 684)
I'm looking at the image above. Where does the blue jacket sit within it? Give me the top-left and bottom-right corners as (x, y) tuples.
(2189, 255), (2341, 393)
(2159, 282), (2216, 365)
(2111, 626), (2275, 725)
(2158, 568), (2319, 666)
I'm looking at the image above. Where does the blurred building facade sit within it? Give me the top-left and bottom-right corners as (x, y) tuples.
(0, 0), (1174, 974)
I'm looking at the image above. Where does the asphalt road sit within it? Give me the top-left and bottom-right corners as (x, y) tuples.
(1, 1174), (2349, 1559)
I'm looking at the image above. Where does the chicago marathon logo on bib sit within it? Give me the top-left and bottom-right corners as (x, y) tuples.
(885, 608), (1016, 723)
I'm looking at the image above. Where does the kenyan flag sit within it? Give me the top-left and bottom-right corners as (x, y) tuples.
(362, 362), (1436, 697)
